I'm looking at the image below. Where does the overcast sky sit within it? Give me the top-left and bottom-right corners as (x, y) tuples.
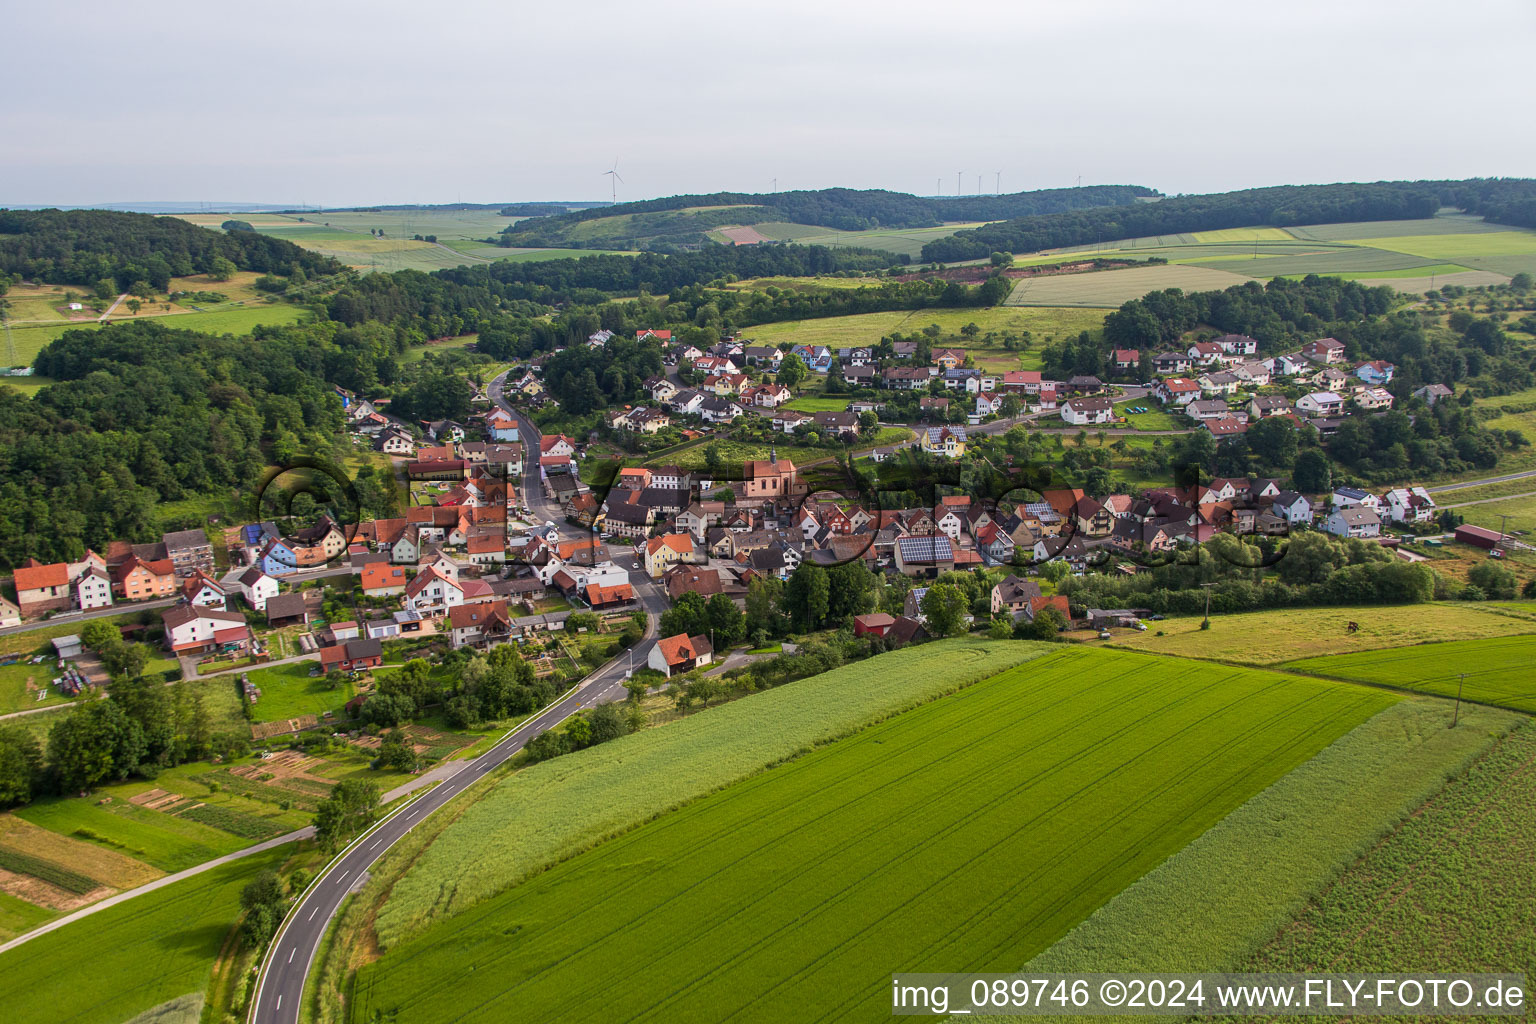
(4, 0), (1533, 207)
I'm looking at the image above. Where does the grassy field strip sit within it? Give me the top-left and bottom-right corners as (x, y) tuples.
(121, 993), (204, 1024)
(1004, 264), (1257, 307)
(0, 846), (289, 1024)
(370, 639), (1046, 946)
(1287, 633), (1536, 712)
(1449, 490), (1536, 531)
(1106, 603), (1536, 664)
(1240, 720), (1536, 989)
(3, 304), (306, 366)
(351, 649), (1391, 1023)
(1025, 699), (1518, 986)
(0, 814), (162, 891)
(1285, 216), (1505, 241)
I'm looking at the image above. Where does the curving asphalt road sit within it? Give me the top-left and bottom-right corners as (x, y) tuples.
(249, 380), (666, 1024)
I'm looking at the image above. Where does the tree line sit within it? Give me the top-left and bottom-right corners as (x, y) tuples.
(918, 181), (1476, 262)
(0, 208), (340, 289)
(496, 185), (1156, 249)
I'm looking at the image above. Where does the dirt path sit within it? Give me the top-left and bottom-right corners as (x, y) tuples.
(97, 293), (128, 321)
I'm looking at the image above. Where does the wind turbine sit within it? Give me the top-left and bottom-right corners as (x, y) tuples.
(957, 170), (965, 196)
(995, 169), (1003, 194)
(603, 159), (623, 205)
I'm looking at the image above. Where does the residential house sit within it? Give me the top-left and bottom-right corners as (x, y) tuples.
(375, 430), (415, 455)
(1060, 396), (1114, 426)
(1323, 506), (1382, 539)
(883, 366), (935, 390)
(990, 575), (1043, 620)
(1232, 360), (1272, 386)
(1205, 415), (1249, 438)
(1187, 341), (1227, 365)
(600, 498), (653, 540)
(1247, 395), (1292, 419)
(236, 566), (280, 611)
(319, 638), (384, 672)
(698, 395), (745, 424)
(1296, 391), (1345, 417)
(1331, 486), (1380, 510)
(11, 561), (72, 617)
(1198, 371), (1240, 396)
(403, 566), (466, 615)
(1185, 399), (1232, 422)
(181, 571), (228, 609)
(74, 567), (113, 611)
(893, 534), (955, 578)
(749, 383), (791, 408)
(1112, 349), (1140, 372)
(1154, 377), (1201, 405)
(974, 392), (1005, 418)
(1214, 333), (1259, 356)
(112, 555), (178, 601)
(1303, 337), (1347, 363)
(1153, 352), (1192, 375)
(0, 595), (20, 629)
(932, 348), (966, 370)
(447, 602), (514, 650)
(1355, 360), (1396, 385)
(648, 633), (714, 677)
(1384, 486), (1437, 524)
(790, 344), (833, 372)
(771, 409), (812, 434)
(644, 533), (697, 578)
(162, 605), (250, 654)
(1023, 594), (1072, 626)
(162, 529), (214, 577)
(1412, 383), (1454, 406)
(742, 345), (782, 371)
(1355, 387), (1394, 410)
(921, 426), (967, 458)
(1001, 370), (1042, 394)
(1272, 490), (1313, 525)
(811, 411), (859, 438)
(646, 376), (679, 403)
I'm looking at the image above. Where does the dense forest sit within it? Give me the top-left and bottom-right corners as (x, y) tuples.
(327, 243), (899, 325)
(918, 181), (1468, 262)
(0, 209), (341, 288)
(0, 319), (413, 568)
(495, 185), (1156, 249)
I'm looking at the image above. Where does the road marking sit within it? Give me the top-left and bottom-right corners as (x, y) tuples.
(309, 907), (318, 920)
(371, 839), (381, 849)
(339, 871), (349, 881)
(289, 948), (295, 963)
(277, 995), (282, 1010)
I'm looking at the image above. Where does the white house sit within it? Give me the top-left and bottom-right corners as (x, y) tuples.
(1323, 506), (1382, 539)
(1331, 486), (1380, 510)
(404, 567), (465, 615)
(1384, 486), (1437, 524)
(1297, 391), (1345, 417)
(236, 566), (280, 612)
(1272, 490), (1313, 525)
(1060, 396), (1114, 425)
(73, 567), (114, 611)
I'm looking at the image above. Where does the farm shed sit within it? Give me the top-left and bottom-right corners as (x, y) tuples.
(1454, 524), (1506, 550)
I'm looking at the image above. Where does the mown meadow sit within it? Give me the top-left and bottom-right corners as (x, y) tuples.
(350, 648), (1393, 1024)
(1239, 720), (1536, 1006)
(1288, 633), (1536, 712)
(1026, 699), (1519, 981)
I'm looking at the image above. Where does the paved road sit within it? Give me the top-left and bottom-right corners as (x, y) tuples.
(1441, 489), (1536, 509)
(1426, 469), (1536, 493)
(489, 371), (566, 528)
(251, 385), (665, 1024)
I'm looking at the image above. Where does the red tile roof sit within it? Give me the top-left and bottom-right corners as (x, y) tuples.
(13, 562), (69, 591)
(656, 632), (712, 667)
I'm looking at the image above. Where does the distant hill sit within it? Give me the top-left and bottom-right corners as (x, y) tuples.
(0, 208), (342, 286)
(921, 178), (1536, 262)
(493, 185), (1158, 252)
